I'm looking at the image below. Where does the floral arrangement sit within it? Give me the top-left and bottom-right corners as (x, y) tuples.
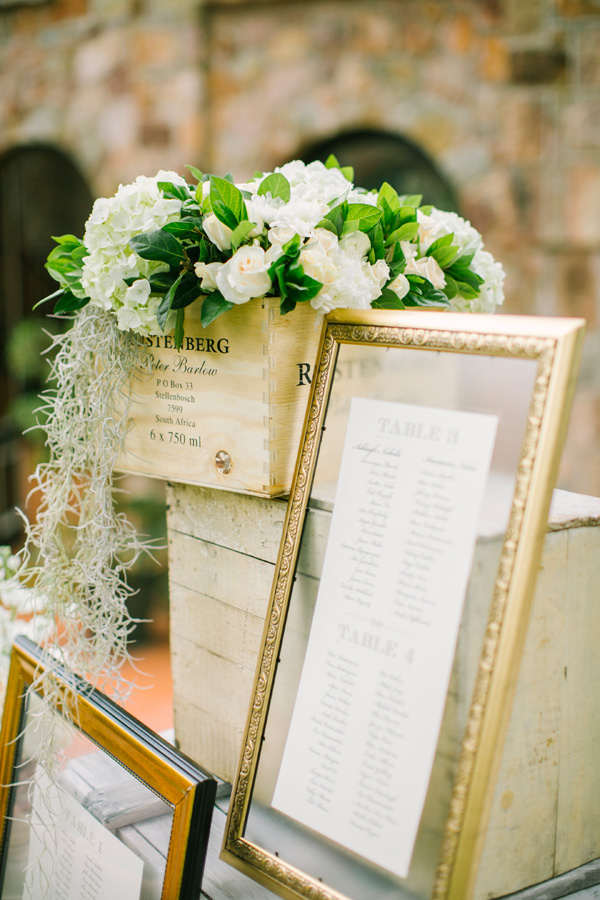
(19, 156), (505, 712)
(43, 157), (504, 346)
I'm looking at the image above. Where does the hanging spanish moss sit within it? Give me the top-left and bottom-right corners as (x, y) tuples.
(19, 304), (155, 702)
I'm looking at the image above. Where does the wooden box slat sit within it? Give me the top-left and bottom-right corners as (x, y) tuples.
(117, 299), (321, 497)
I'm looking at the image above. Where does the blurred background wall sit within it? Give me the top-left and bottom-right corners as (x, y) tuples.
(0, 0), (598, 523)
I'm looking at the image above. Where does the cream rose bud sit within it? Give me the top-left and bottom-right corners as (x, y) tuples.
(404, 255), (446, 289)
(339, 230), (371, 258)
(244, 200), (265, 236)
(194, 261), (223, 291)
(300, 243), (338, 286)
(312, 227), (339, 254)
(203, 214), (233, 251)
(388, 272), (410, 300)
(371, 259), (390, 289)
(216, 246), (272, 304)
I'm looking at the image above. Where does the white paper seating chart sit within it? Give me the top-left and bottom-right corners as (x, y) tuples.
(272, 398), (498, 878)
(24, 767), (144, 900)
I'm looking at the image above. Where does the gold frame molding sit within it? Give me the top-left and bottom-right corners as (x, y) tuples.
(222, 309), (585, 900)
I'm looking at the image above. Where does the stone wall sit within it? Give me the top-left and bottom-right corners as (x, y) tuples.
(0, 0), (598, 493)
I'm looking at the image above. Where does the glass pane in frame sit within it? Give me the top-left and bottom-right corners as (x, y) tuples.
(222, 309), (585, 900)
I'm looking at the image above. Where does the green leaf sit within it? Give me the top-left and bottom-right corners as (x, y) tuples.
(230, 220), (258, 251)
(257, 172), (291, 203)
(431, 246), (460, 268)
(149, 271), (178, 292)
(280, 296), (297, 315)
(130, 230), (185, 267)
(186, 165), (205, 183)
(33, 287), (65, 310)
(420, 204), (433, 215)
(369, 223), (386, 261)
(157, 181), (191, 202)
(162, 217), (204, 238)
(453, 281), (480, 300)
(403, 281), (450, 308)
(157, 273), (181, 331)
(286, 262), (323, 304)
(51, 233), (85, 249)
(324, 153), (353, 182)
(371, 288), (406, 310)
(399, 194), (423, 208)
(428, 233), (454, 251)
(210, 176), (248, 231)
(53, 291), (90, 313)
(378, 182), (401, 213)
(268, 256), (288, 299)
(399, 205), (419, 223)
(174, 308), (185, 349)
(386, 222), (419, 245)
(170, 270), (201, 310)
(341, 203), (383, 235)
(200, 291), (234, 327)
(316, 201), (347, 237)
(443, 275), (458, 300)
(446, 261), (483, 292)
(456, 250), (476, 267)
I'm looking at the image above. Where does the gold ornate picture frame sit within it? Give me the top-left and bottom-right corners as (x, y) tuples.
(221, 309), (585, 900)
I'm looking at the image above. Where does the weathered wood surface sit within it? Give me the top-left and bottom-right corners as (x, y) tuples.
(167, 485), (600, 898)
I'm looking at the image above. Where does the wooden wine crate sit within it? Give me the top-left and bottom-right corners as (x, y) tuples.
(166, 483), (600, 900)
(116, 298), (322, 498)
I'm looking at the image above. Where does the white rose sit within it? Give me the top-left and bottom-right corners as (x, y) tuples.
(370, 258), (390, 290)
(244, 199), (266, 236)
(216, 245), (272, 305)
(388, 272), (410, 300)
(194, 261), (223, 291)
(404, 255), (446, 289)
(203, 214), (233, 251)
(300, 243), (338, 286)
(339, 230), (371, 258)
(312, 228), (339, 254)
(401, 240), (418, 260)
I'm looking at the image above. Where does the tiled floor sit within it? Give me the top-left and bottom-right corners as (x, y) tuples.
(119, 639), (174, 734)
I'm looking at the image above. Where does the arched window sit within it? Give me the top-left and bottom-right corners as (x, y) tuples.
(300, 128), (458, 212)
(0, 145), (92, 540)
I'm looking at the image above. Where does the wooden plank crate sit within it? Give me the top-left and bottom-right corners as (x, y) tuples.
(166, 484), (600, 900)
(116, 298), (321, 497)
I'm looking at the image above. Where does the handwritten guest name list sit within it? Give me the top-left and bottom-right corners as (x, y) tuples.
(272, 398), (498, 878)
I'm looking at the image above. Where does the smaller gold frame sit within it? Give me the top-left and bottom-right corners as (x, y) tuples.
(222, 309), (585, 900)
(0, 635), (217, 899)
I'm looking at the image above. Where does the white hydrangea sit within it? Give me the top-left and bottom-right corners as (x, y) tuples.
(81, 171), (186, 336)
(245, 160), (353, 239)
(418, 207), (482, 257)
(415, 207), (504, 312)
(452, 248), (505, 313)
(304, 228), (390, 314)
